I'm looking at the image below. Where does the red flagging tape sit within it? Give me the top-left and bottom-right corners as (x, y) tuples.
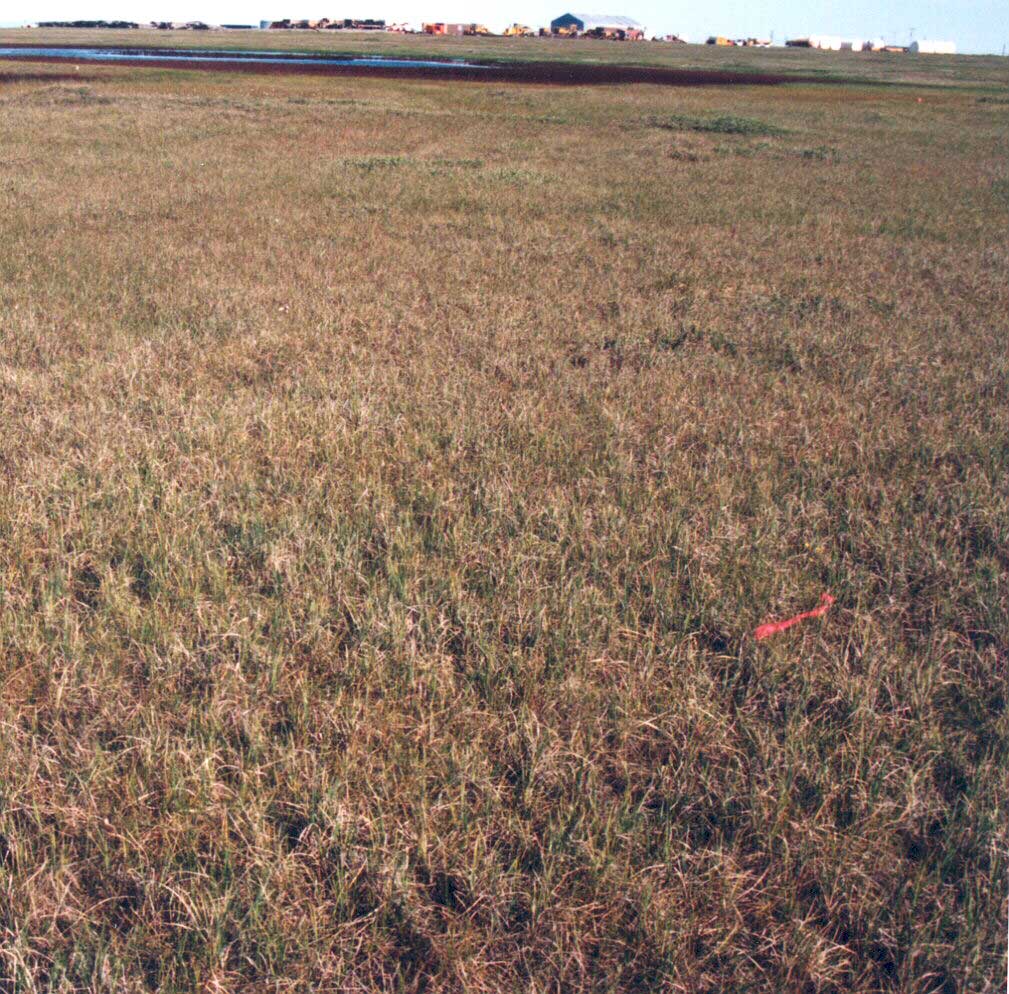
(754, 593), (835, 641)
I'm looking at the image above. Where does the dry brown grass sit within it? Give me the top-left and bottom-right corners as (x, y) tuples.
(0, 50), (1006, 993)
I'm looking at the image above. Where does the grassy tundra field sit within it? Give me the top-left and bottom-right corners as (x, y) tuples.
(1, 35), (1007, 993)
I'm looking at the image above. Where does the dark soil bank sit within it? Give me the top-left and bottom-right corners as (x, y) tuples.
(0, 69), (99, 84)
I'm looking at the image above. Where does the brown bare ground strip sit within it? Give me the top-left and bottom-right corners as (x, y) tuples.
(0, 70), (98, 84)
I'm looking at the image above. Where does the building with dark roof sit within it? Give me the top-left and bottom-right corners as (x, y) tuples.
(550, 13), (644, 38)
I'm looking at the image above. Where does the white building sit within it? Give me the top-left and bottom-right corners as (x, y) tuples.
(808, 34), (866, 51)
(909, 40), (956, 54)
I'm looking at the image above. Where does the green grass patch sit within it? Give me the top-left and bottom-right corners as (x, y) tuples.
(340, 154), (410, 171)
(646, 113), (786, 136)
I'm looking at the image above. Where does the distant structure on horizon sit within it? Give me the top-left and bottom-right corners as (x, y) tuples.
(23, 16), (961, 50)
(422, 22), (491, 35)
(549, 13), (644, 40)
(263, 17), (385, 29)
(909, 39), (956, 54)
(786, 35), (866, 50)
(786, 35), (956, 54)
(786, 35), (888, 51)
(706, 36), (770, 47)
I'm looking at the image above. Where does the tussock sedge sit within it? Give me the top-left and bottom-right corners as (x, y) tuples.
(0, 32), (1007, 994)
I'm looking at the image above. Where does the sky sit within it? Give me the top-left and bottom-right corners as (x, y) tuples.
(3, 0), (1007, 53)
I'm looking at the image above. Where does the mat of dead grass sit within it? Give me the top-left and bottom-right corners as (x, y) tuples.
(0, 61), (1006, 993)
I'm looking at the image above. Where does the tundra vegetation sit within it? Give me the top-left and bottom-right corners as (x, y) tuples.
(0, 35), (1007, 993)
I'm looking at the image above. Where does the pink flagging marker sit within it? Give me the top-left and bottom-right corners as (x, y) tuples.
(754, 593), (836, 641)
